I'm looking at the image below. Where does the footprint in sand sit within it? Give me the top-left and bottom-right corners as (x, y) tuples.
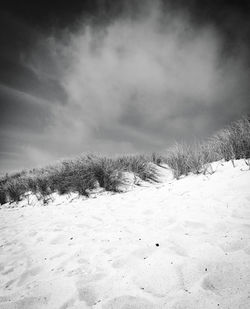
(177, 261), (207, 291)
(132, 257), (182, 296)
(18, 266), (42, 286)
(202, 276), (218, 293)
(200, 261), (250, 297)
(102, 295), (155, 309)
(77, 285), (99, 306)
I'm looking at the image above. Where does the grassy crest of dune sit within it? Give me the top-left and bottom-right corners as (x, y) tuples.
(0, 116), (249, 205)
(163, 116), (250, 179)
(0, 154), (158, 204)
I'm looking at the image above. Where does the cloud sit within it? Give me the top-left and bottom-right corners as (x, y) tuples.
(1, 1), (250, 172)
(46, 5), (248, 145)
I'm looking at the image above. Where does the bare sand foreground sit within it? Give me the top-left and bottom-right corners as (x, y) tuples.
(0, 160), (250, 309)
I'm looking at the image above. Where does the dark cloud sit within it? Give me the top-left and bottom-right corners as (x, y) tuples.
(0, 84), (52, 130)
(0, 0), (250, 173)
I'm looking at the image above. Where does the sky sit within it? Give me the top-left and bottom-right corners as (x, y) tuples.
(0, 0), (250, 173)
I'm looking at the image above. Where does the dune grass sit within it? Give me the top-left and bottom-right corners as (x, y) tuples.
(0, 154), (158, 204)
(162, 116), (250, 179)
(0, 116), (249, 205)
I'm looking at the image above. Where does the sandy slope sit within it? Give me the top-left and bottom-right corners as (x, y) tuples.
(0, 160), (250, 309)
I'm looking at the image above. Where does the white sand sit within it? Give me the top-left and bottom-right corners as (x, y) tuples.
(0, 160), (250, 308)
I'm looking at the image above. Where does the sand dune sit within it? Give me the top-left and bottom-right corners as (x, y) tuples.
(0, 160), (250, 308)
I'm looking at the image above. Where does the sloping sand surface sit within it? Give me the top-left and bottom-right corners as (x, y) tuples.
(0, 160), (250, 308)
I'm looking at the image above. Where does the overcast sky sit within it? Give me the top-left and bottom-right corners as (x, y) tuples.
(1, 0), (250, 173)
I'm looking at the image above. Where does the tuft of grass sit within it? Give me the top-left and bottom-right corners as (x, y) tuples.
(5, 178), (27, 203)
(69, 159), (97, 196)
(35, 175), (52, 203)
(163, 116), (250, 179)
(26, 176), (38, 195)
(114, 155), (159, 183)
(151, 152), (163, 165)
(0, 186), (7, 205)
(48, 158), (97, 196)
(163, 143), (192, 179)
(209, 116), (250, 164)
(86, 156), (122, 192)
